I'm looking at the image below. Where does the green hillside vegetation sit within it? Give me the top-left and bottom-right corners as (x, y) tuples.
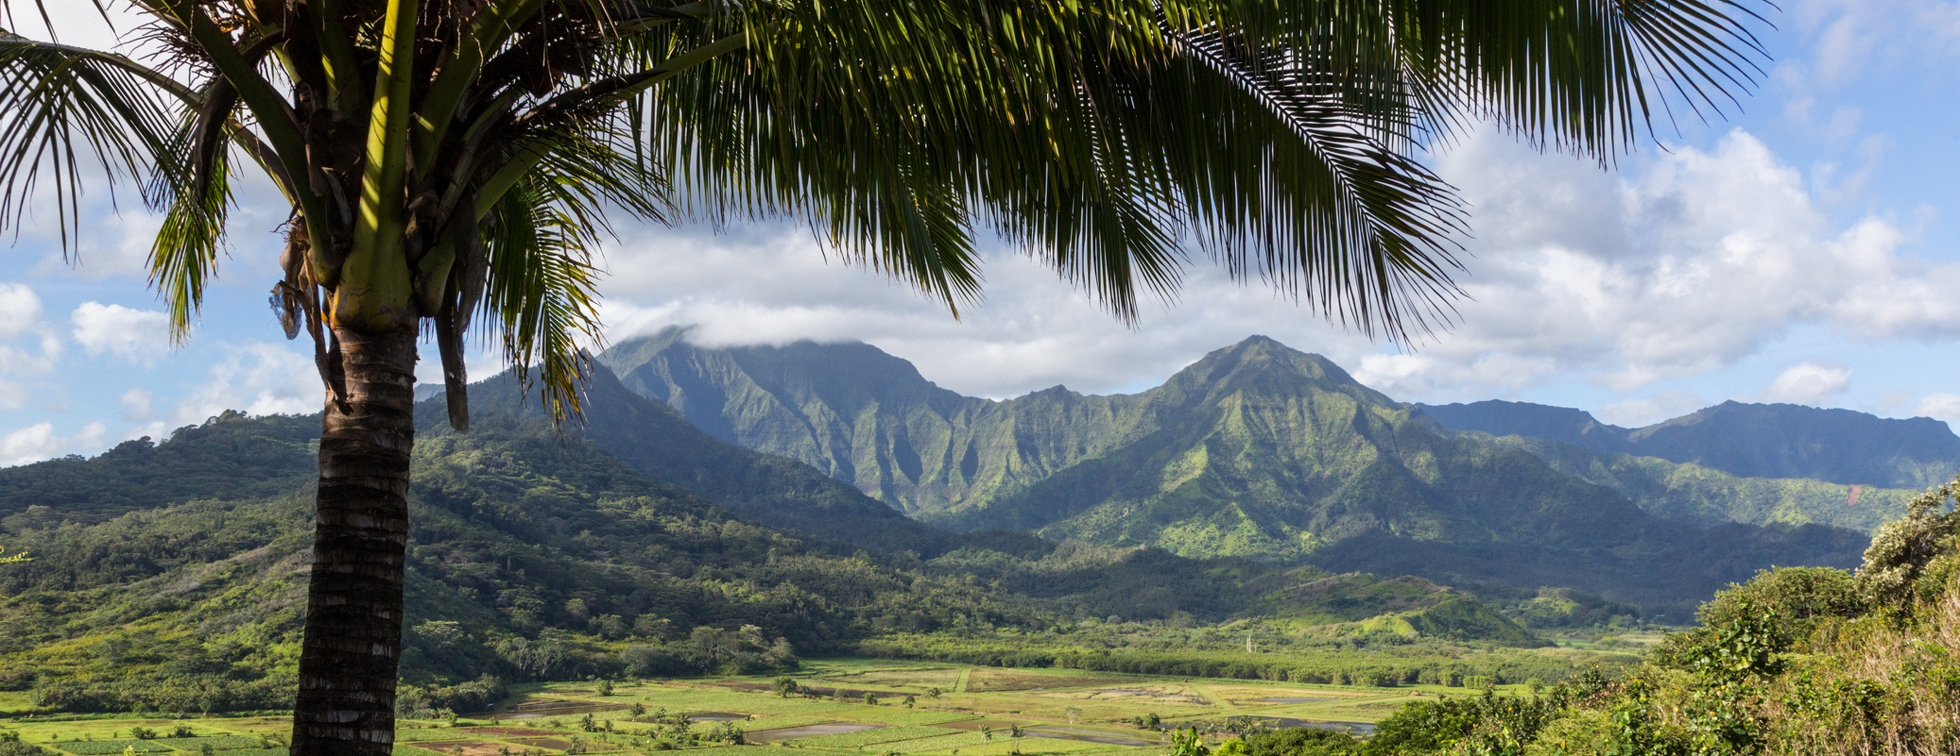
(1356, 473), (1960, 755)
(597, 334), (1872, 620)
(1460, 432), (1915, 533)
(0, 413), (1054, 713)
(600, 327), (1151, 516)
(1422, 399), (1960, 490)
(0, 407), (1643, 717)
(0, 412), (316, 530)
(437, 358), (1049, 561)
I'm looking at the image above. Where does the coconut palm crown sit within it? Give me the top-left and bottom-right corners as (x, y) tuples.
(0, 0), (1770, 753)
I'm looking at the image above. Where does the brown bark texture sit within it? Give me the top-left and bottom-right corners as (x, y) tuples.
(290, 327), (418, 756)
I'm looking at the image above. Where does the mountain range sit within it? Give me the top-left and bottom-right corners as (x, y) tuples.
(3, 329), (1932, 709)
(601, 329), (1956, 540)
(1419, 398), (1960, 490)
(596, 329), (1900, 615)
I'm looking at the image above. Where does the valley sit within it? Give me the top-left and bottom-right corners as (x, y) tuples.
(0, 659), (1561, 755)
(2, 332), (1953, 754)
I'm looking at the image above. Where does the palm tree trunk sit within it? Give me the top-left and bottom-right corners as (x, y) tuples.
(291, 327), (419, 756)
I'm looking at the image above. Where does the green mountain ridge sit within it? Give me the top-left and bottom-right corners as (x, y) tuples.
(1453, 431), (1916, 533)
(1420, 399), (1960, 490)
(600, 326), (1163, 514)
(600, 333), (1869, 618)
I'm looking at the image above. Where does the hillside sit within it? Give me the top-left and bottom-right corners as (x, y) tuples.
(1, 401), (1604, 712)
(430, 362), (1022, 559)
(604, 331), (1915, 539)
(600, 334), (1869, 617)
(600, 327), (1158, 514)
(0, 412), (1056, 710)
(1421, 399), (1960, 489)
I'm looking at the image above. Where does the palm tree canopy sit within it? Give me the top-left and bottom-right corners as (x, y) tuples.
(0, 0), (1772, 418)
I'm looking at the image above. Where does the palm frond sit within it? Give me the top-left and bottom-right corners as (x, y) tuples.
(0, 30), (183, 250)
(148, 113), (233, 342)
(479, 170), (605, 425)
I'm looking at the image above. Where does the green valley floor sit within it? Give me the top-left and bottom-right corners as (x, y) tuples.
(0, 659), (1540, 755)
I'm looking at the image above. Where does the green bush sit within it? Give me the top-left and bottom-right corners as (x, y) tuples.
(1243, 728), (1357, 756)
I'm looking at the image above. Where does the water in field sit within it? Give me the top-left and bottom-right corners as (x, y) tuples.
(500, 699), (635, 719)
(1026, 727), (1160, 747)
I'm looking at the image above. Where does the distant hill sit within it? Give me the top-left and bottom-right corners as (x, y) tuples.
(1420, 400), (1960, 490)
(1457, 432), (1917, 534)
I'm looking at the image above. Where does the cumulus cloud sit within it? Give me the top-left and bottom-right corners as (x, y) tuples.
(1786, 0), (1960, 87)
(0, 284), (43, 341)
(1598, 390), (1712, 428)
(169, 342), (322, 425)
(1763, 361), (1853, 404)
(595, 221), (1401, 398)
(0, 421), (107, 467)
(72, 302), (171, 363)
(1411, 127), (1960, 393)
(589, 127), (1960, 407)
(1912, 392), (1960, 430)
(120, 388), (156, 423)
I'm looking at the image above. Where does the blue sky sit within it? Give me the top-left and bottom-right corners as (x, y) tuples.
(5, 0), (1960, 465)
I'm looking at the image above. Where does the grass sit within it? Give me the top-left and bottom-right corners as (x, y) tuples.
(786, 726), (960, 749)
(847, 709), (974, 725)
(877, 731), (994, 753)
(0, 658), (1493, 755)
(154, 736), (266, 749)
(965, 671), (1140, 694)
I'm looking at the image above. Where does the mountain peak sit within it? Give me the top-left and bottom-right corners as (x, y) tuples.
(1166, 335), (1384, 406)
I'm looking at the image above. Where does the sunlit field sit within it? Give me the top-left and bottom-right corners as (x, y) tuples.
(0, 659), (1542, 755)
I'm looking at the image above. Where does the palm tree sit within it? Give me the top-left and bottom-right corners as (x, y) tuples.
(0, 0), (1770, 753)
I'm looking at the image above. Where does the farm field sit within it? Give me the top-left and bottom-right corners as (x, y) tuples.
(0, 659), (1524, 755)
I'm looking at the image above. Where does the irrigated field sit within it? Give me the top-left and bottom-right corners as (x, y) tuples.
(0, 659), (1525, 755)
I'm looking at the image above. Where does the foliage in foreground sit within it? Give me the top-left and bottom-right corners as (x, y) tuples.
(1359, 474), (1960, 755)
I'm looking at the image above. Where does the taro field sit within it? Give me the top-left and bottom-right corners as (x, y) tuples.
(0, 658), (1518, 755)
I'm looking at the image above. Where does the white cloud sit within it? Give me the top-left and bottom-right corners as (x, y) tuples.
(0, 380), (28, 411)
(584, 126), (1960, 406)
(1912, 393), (1960, 435)
(0, 421), (107, 467)
(120, 388), (155, 423)
(168, 342), (322, 425)
(1414, 127), (1960, 393)
(595, 222), (1401, 399)
(71, 302), (171, 363)
(1763, 361), (1853, 404)
(1598, 390), (1712, 428)
(0, 284), (43, 341)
